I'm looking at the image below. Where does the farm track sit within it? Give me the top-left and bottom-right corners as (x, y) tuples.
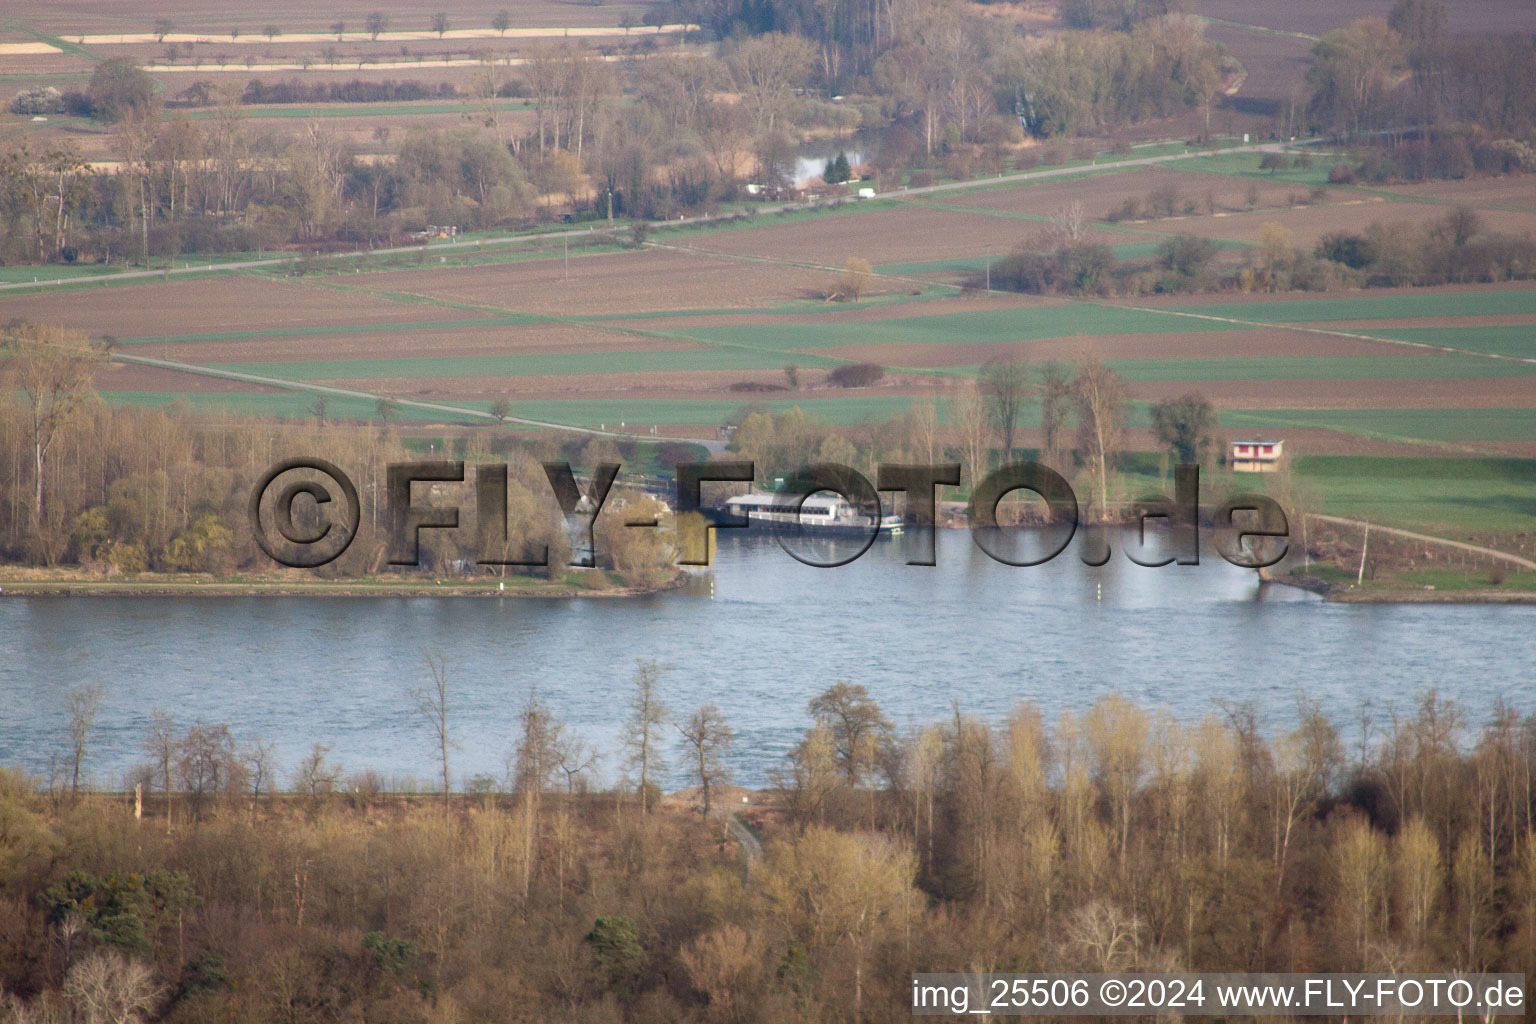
(0, 140), (1287, 293)
(1307, 514), (1536, 571)
(109, 349), (729, 452)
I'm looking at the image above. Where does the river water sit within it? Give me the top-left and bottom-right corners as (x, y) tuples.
(4, 530), (1533, 788)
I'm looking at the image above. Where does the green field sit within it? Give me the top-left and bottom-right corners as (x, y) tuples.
(1369, 325), (1536, 360)
(1171, 289), (1536, 323)
(675, 304), (1236, 351)
(1221, 407), (1536, 443)
(1102, 354), (1536, 382)
(205, 347), (841, 380)
(97, 390), (484, 422)
(1287, 456), (1536, 535)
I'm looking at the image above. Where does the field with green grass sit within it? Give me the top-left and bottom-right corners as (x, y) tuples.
(5, 146), (1534, 556)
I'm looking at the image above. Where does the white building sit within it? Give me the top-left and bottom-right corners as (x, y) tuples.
(1230, 439), (1284, 473)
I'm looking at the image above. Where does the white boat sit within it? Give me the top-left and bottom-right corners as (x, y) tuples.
(722, 492), (903, 536)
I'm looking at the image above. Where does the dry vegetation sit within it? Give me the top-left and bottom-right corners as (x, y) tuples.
(3, 686), (1536, 1023)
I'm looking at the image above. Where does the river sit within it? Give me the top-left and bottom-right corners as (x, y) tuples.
(4, 530), (1533, 789)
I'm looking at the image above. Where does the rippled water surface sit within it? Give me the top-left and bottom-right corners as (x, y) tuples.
(4, 531), (1533, 787)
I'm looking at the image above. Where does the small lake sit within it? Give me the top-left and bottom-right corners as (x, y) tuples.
(4, 530), (1533, 789)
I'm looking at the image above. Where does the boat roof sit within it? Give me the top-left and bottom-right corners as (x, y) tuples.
(725, 492), (846, 509)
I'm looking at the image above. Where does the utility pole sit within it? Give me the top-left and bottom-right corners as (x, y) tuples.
(564, 234), (569, 282)
(1357, 520), (1370, 586)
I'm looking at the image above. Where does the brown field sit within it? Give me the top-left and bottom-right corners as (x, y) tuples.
(169, 322), (700, 364)
(685, 205), (1067, 266)
(1203, 23), (1312, 117)
(1124, 377), (1536, 410)
(1133, 199), (1536, 248)
(946, 167), (1330, 221)
(600, 293), (1064, 332)
(339, 372), (939, 401)
(816, 327), (1410, 366)
(8, 0), (664, 35)
(348, 248), (866, 314)
(2, 275), (493, 338)
(1198, 0), (1536, 36)
(96, 362), (286, 392)
(1370, 177), (1536, 209)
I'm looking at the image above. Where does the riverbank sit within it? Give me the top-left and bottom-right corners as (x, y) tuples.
(0, 567), (693, 598)
(1264, 567), (1536, 604)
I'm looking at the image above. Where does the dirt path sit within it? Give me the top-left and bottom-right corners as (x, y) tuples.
(711, 805), (763, 876)
(1307, 513), (1536, 571)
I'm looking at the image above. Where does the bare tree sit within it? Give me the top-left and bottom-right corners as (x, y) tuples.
(979, 354), (1031, 460)
(65, 684), (105, 797)
(678, 703), (733, 816)
(365, 11), (387, 40)
(622, 659), (669, 813)
(730, 33), (815, 135)
(513, 691), (564, 900)
(62, 950), (161, 1024)
(293, 742), (342, 808)
(809, 682), (892, 787)
(954, 380), (991, 491)
(144, 709), (176, 830)
(430, 12), (450, 37)
(1073, 353), (1126, 520)
(1038, 361), (1073, 471)
(411, 652), (454, 809)
(492, 9), (511, 35)
(1050, 200), (1088, 243)
(243, 738), (276, 823)
(554, 734), (600, 794)
(3, 323), (101, 534)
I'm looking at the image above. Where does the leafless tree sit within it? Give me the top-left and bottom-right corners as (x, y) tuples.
(622, 659), (669, 813)
(144, 709), (176, 830)
(410, 652), (454, 809)
(554, 735), (600, 795)
(62, 950), (161, 1024)
(678, 703), (733, 816)
(3, 323), (101, 538)
(979, 354), (1031, 460)
(1073, 353), (1126, 520)
(292, 742), (342, 808)
(65, 683), (105, 796)
(243, 738), (275, 822)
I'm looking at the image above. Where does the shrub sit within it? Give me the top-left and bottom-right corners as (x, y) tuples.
(827, 363), (885, 388)
(1157, 234), (1218, 278)
(9, 86), (65, 115)
(1317, 231), (1375, 269)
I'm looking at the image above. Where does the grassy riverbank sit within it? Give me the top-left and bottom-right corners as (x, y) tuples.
(0, 567), (691, 597)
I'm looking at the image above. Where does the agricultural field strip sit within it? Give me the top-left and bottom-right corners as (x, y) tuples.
(0, 140), (1293, 293)
(1198, 16), (1320, 41)
(105, 350), (727, 448)
(1219, 407), (1536, 449)
(1101, 301), (1536, 365)
(175, 102), (534, 121)
(40, 25), (698, 47)
(895, 197), (1257, 246)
